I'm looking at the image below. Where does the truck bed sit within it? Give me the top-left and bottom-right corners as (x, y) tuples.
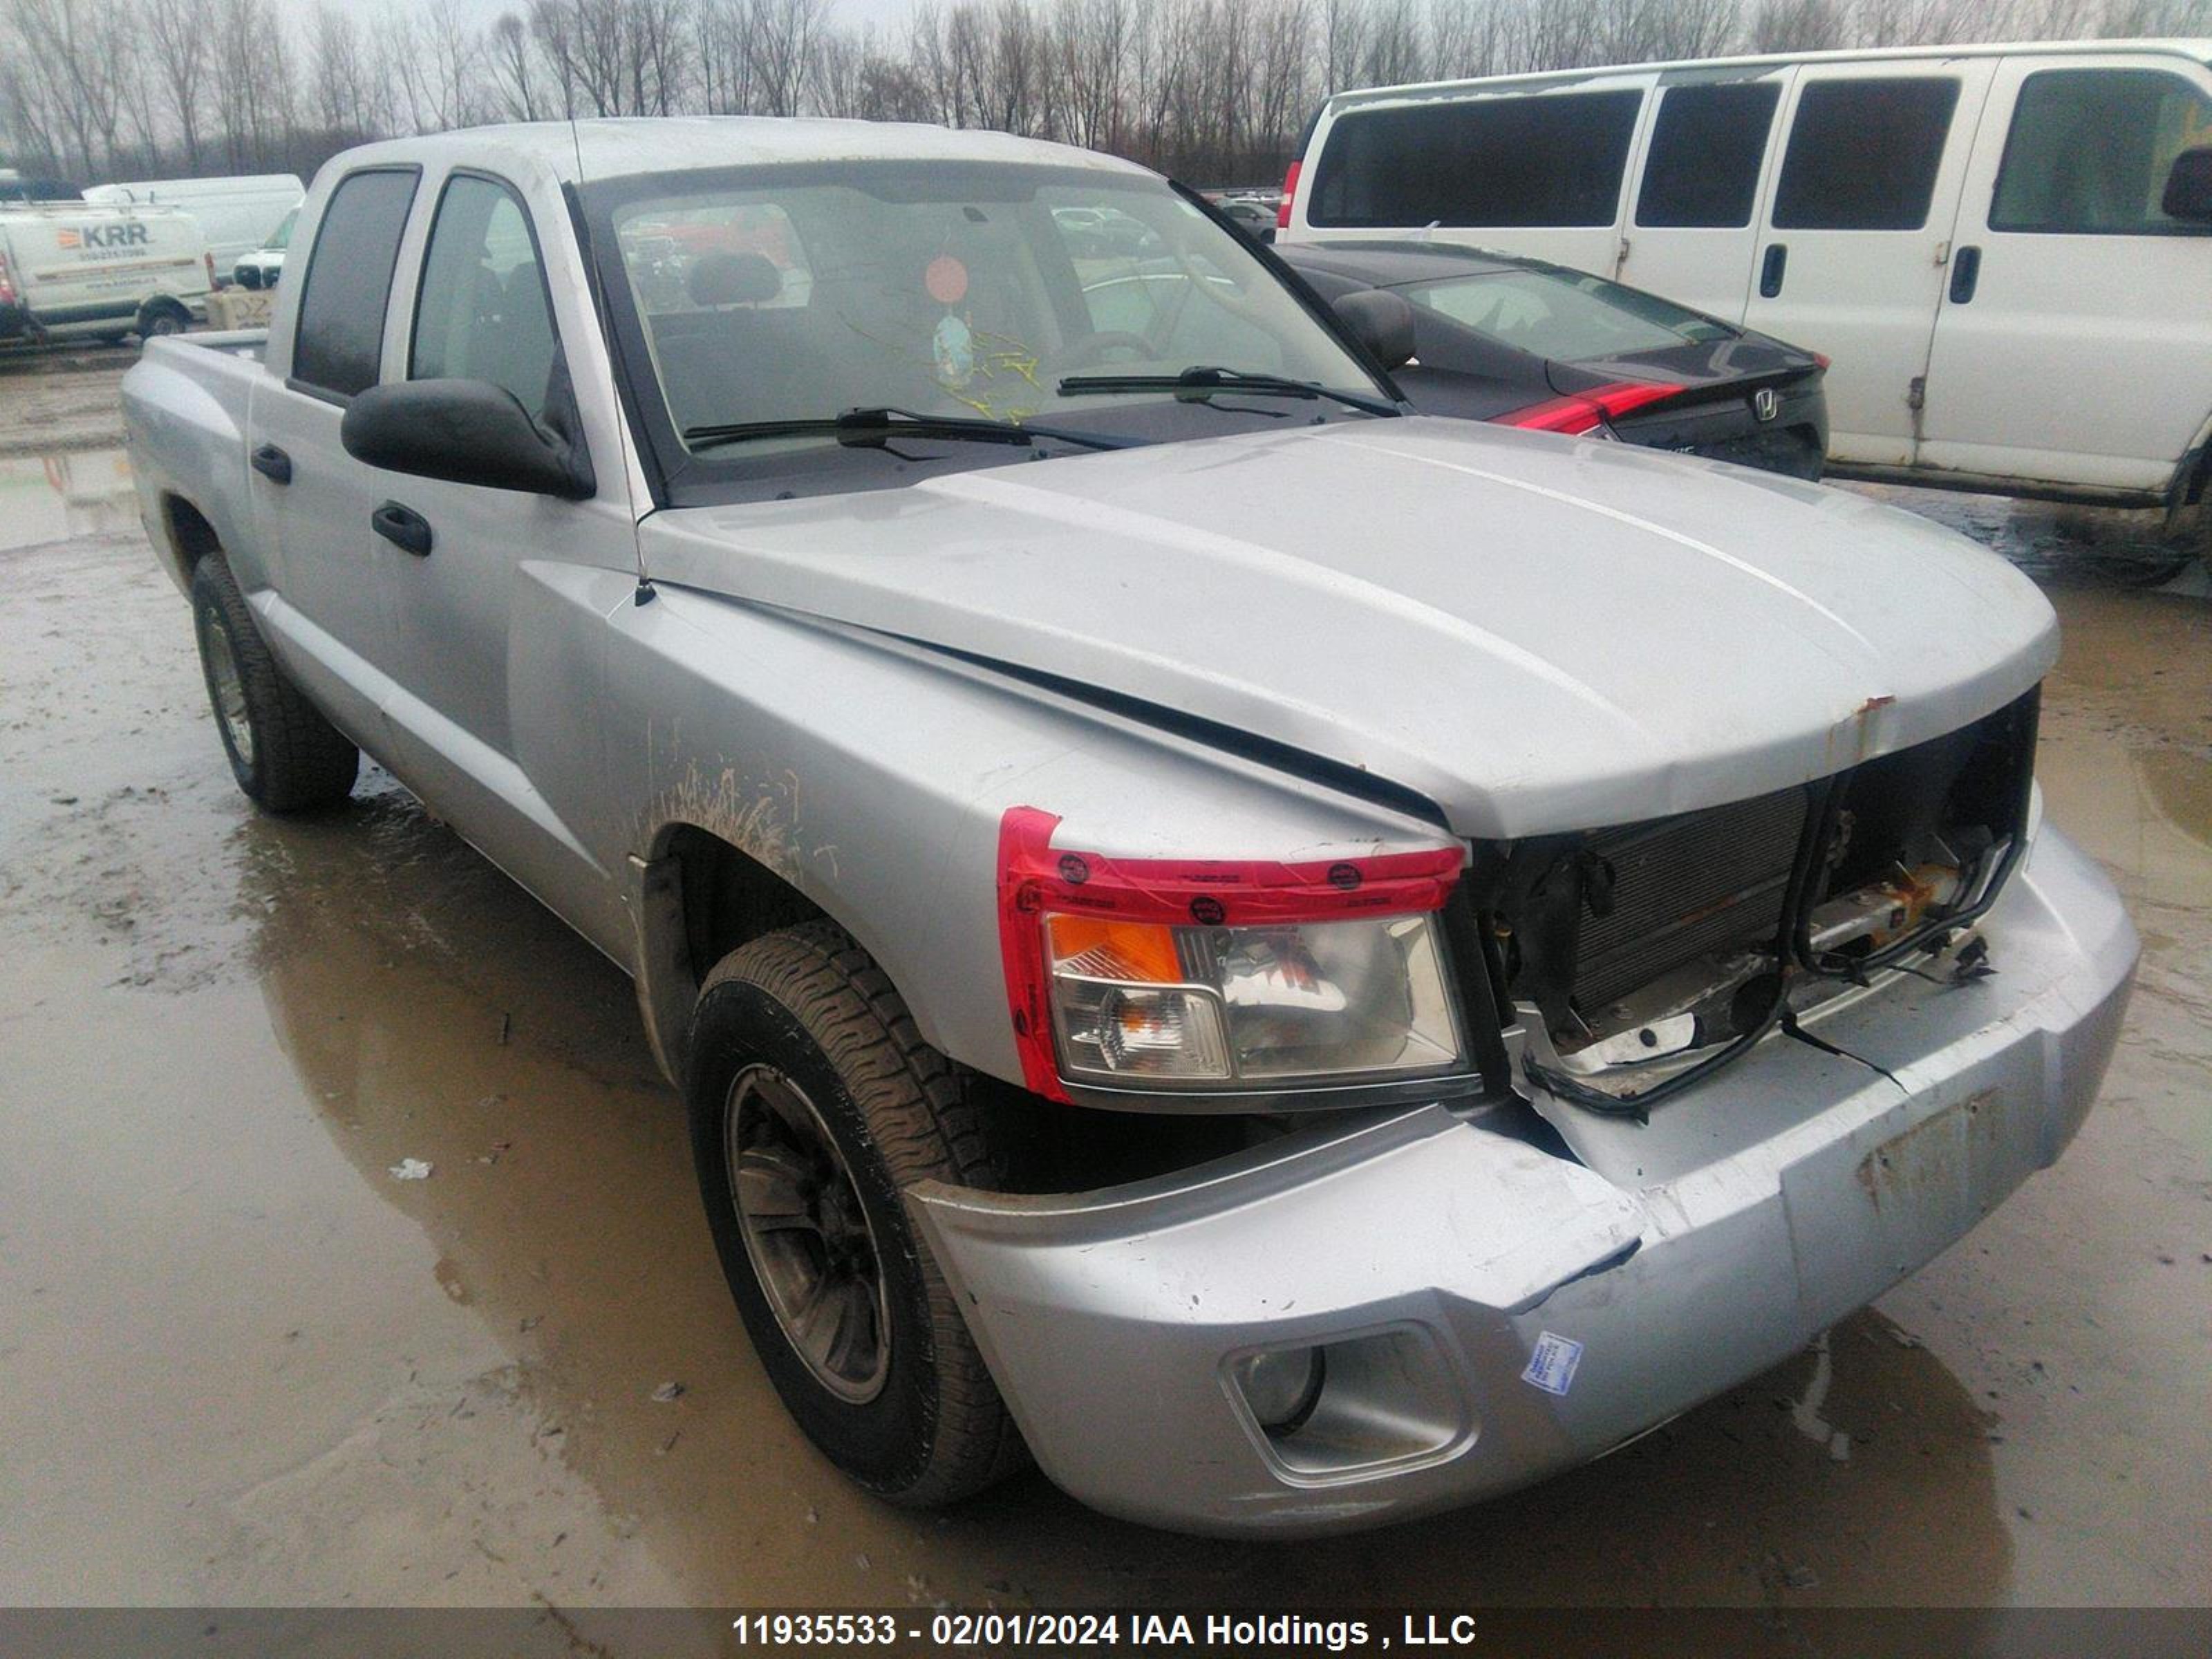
(121, 330), (268, 597)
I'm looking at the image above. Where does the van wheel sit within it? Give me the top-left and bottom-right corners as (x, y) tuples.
(686, 922), (1024, 1506)
(136, 299), (189, 339)
(189, 554), (359, 812)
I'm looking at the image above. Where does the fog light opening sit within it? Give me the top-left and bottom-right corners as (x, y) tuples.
(1226, 1327), (1472, 1478)
(1232, 1345), (1326, 1436)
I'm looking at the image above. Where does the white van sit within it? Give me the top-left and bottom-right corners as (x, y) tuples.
(1280, 39), (2212, 516)
(82, 174), (303, 274)
(0, 204), (214, 344)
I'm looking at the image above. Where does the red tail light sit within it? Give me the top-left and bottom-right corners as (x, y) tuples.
(1812, 351), (1831, 370)
(1500, 380), (1682, 436)
(205, 252), (218, 289)
(0, 251), (15, 308)
(1276, 160), (1302, 229)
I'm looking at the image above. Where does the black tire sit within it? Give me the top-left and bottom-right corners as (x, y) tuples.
(189, 554), (359, 812)
(686, 921), (1024, 1506)
(136, 299), (189, 339)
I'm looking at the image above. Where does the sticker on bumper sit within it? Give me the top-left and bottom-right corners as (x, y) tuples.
(1521, 1331), (1584, 1397)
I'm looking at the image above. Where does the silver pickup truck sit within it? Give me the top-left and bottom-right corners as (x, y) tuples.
(122, 119), (2137, 1538)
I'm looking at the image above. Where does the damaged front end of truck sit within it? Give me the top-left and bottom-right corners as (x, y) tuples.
(903, 682), (2131, 1537)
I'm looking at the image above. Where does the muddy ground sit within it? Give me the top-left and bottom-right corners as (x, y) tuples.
(1, 352), (2206, 1629)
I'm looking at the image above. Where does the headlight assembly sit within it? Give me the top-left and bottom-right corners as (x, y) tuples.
(997, 807), (1470, 1103)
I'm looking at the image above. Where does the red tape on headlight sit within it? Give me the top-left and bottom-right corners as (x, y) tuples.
(995, 805), (1462, 1100)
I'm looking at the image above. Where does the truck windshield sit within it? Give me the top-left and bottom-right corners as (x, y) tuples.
(589, 161), (1385, 458)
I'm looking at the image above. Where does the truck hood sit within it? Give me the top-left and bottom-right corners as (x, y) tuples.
(642, 418), (2056, 839)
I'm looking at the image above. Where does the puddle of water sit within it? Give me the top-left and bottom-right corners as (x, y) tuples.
(1846, 482), (2211, 597)
(0, 447), (135, 552)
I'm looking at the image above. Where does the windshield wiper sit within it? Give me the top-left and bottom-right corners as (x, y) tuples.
(684, 406), (1136, 453)
(1056, 366), (1403, 418)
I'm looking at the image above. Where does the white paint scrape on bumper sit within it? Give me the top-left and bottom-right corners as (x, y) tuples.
(906, 827), (2136, 1537)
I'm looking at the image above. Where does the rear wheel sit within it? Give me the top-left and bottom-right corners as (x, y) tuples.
(136, 299), (189, 339)
(686, 922), (1023, 1506)
(189, 555), (359, 812)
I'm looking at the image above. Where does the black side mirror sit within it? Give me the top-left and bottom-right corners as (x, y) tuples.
(341, 378), (594, 498)
(1333, 288), (1417, 372)
(2162, 146), (2212, 223)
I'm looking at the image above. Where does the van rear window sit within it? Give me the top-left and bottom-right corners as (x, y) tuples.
(1309, 91), (1642, 229)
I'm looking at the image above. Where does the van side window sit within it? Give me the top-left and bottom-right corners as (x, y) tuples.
(411, 175), (559, 420)
(1309, 91), (1643, 229)
(1991, 70), (2212, 236)
(1637, 82), (1782, 228)
(1773, 78), (1960, 231)
(290, 169), (420, 400)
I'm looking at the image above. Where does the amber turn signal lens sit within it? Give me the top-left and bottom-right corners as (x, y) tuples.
(1042, 915), (1183, 984)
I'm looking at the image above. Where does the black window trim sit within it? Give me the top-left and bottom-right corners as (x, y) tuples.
(1987, 65), (2212, 238)
(405, 164), (571, 393)
(285, 162), (424, 408)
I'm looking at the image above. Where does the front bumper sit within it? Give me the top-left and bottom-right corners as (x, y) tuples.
(908, 825), (2135, 1536)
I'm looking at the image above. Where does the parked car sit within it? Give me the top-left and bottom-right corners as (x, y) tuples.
(1216, 198), (1277, 243)
(1277, 239), (1828, 477)
(1053, 202), (1161, 259)
(123, 119), (2135, 1539)
(1280, 38), (2212, 534)
(231, 205), (298, 290)
(84, 174), (303, 276)
(0, 202), (212, 344)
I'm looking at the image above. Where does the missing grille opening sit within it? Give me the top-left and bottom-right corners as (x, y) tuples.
(1471, 687), (2038, 1111)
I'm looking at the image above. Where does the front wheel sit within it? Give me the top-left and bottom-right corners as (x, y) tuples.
(686, 923), (1024, 1506)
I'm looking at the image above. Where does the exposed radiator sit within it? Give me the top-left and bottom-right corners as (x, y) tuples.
(1573, 785), (1809, 1015)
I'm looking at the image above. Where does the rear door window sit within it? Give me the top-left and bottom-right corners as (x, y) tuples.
(1772, 78), (1960, 230)
(1991, 68), (2212, 234)
(410, 174), (561, 420)
(1309, 91), (1644, 228)
(290, 167), (420, 400)
(1636, 82), (1783, 228)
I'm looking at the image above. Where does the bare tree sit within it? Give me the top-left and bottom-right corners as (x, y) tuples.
(140, 0), (211, 167)
(9, 0), (133, 175)
(1745, 0), (1849, 50)
(750, 0), (825, 116)
(488, 12), (544, 120)
(8, 0), (2198, 196)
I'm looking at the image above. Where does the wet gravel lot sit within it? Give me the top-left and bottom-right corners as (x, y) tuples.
(2, 348), (2207, 1627)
